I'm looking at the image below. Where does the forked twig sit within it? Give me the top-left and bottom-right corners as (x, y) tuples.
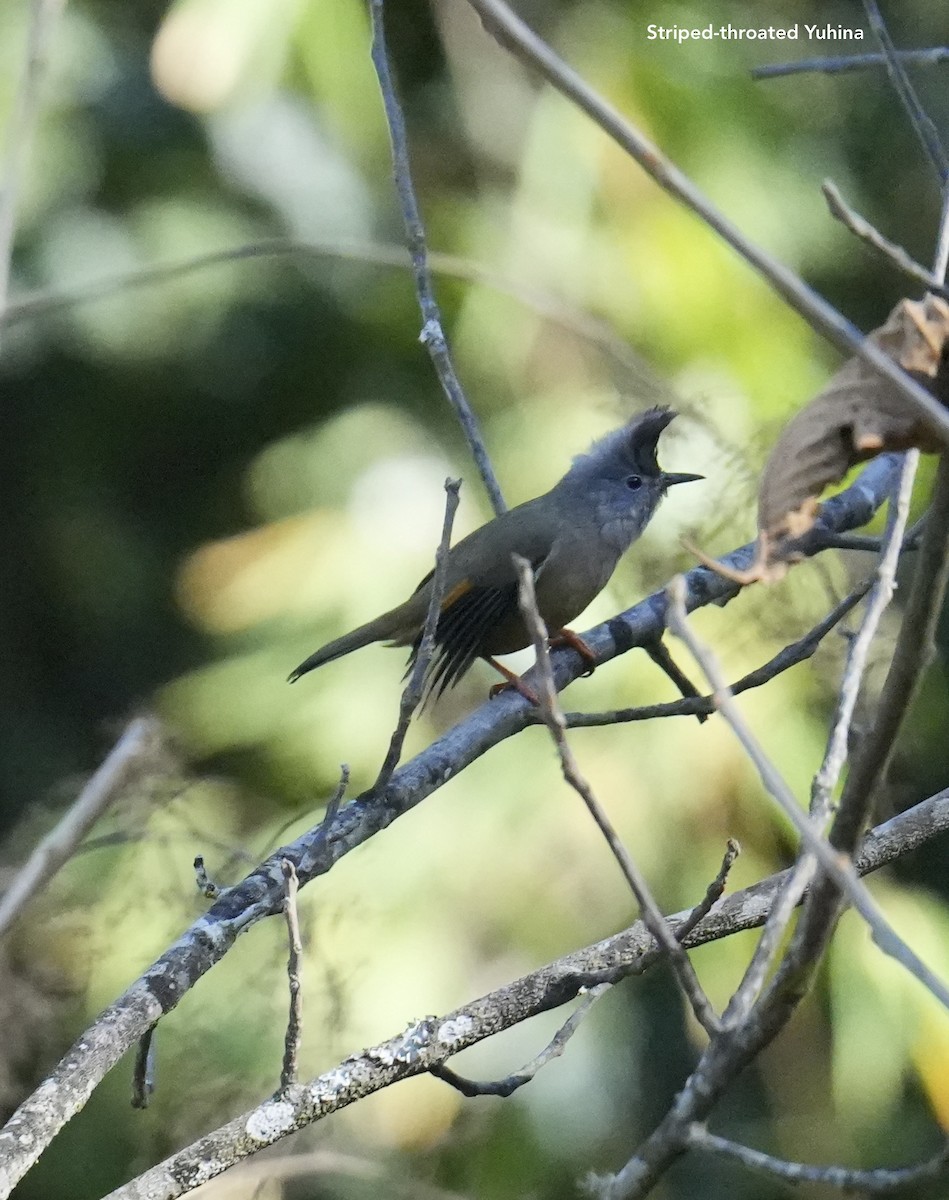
(432, 983), (611, 1098)
(667, 575), (949, 1014)
(822, 180), (949, 297)
(564, 578), (871, 728)
(862, 0), (949, 182)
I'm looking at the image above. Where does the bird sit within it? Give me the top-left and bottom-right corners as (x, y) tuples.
(289, 406), (702, 700)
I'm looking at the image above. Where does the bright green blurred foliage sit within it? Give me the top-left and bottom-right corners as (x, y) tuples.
(4, 0), (949, 1197)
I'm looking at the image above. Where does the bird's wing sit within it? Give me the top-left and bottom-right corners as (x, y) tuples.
(414, 577), (526, 696)
(410, 564), (551, 697)
(406, 500), (556, 696)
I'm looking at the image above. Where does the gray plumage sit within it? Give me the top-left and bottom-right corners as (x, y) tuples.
(289, 406), (701, 695)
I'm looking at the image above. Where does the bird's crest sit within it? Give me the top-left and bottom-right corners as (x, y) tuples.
(570, 406), (677, 478)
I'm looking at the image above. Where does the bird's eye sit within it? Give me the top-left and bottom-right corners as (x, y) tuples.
(625, 475), (643, 491)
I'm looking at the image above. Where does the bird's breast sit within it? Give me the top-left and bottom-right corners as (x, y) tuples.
(532, 530), (622, 629)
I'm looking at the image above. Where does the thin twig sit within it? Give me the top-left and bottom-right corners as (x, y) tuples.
(130, 1028), (155, 1111)
(815, 133), (949, 856)
(564, 577), (871, 727)
(432, 983), (611, 1098)
(280, 860), (303, 1091)
(464, 0), (949, 447)
(193, 855), (220, 899)
(0, 717), (160, 938)
(688, 1125), (949, 1194)
(752, 47), (949, 80)
(667, 571), (949, 1012)
(369, 479), (460, 796)
(933, 186), (949, 284)
(368, 0), (505, 513)
(666, 576), (949, 1013)
(825, 455), (949, 858)
(726, 455), (916, 1022)
(432, 841), (739, 1100)
(0, 0), (65, 341)
(642, 639), (705, 721)
(298, 765), (349, 876)
(610, 127), (949, 1200)
(0, 237), (661, 392)
(862, 0), (949, 183)
(673, 841), (741, 945)
(813, 455), (917, 814)
(822, 180), (949, 297)
(514, 556), (721, 1038)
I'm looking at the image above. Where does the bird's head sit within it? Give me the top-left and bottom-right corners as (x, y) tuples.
(560, 407), (703, 550)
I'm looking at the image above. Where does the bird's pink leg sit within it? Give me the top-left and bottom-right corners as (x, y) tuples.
(486, 657), (539, 705)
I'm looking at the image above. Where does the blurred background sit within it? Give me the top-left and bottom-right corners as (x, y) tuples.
(2, 0), (949, 1196)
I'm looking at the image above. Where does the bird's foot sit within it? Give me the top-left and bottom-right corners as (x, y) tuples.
(486, 657), (539, 705)
(549, 628), (596, 677)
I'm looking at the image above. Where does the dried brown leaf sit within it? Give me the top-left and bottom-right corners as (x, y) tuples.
(747, 294), (949, 581)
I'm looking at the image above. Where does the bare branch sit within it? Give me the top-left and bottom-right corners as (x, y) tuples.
(431, 844), (738, 1100)
(813, 455), (917, 813)
(463, 0), (949, 447)
(752, 47), (949, 80)
(279, 860), (303, 1092)
(621, 388), (949, 1200)
(688, 1125), (949, 1194)
(727, 454), (915, 1023)
(604, 440), (949, 1191)
(862, 0), (949, 182)
(674, 840), (741, 944)
(641, 639), (705, 721)
(0, 236), (668, 397)
(95, 789), (949, 1200)
(370, 479), (461, 795)
(667, 574), (949, 1012)
(431, 983), (611, 1098)
(0, 716), (162, 938)
(825, 457), (949, 860)
(369, 0), (505, 513)
(822, 180), (949, 296)
(564, 577), (871, 727)
(297, 764), (348, 877)
(514, 556), (720, 1037)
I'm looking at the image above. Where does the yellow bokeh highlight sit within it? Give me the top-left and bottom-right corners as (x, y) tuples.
(151, 0), (303, 112)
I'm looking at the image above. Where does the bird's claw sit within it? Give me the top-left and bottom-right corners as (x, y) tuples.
(549, 628), (597, 676)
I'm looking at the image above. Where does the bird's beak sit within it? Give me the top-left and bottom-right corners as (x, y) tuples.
(662, 471), (704, 488)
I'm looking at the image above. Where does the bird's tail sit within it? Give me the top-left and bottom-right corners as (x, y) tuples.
(288, 613), (404, 684)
